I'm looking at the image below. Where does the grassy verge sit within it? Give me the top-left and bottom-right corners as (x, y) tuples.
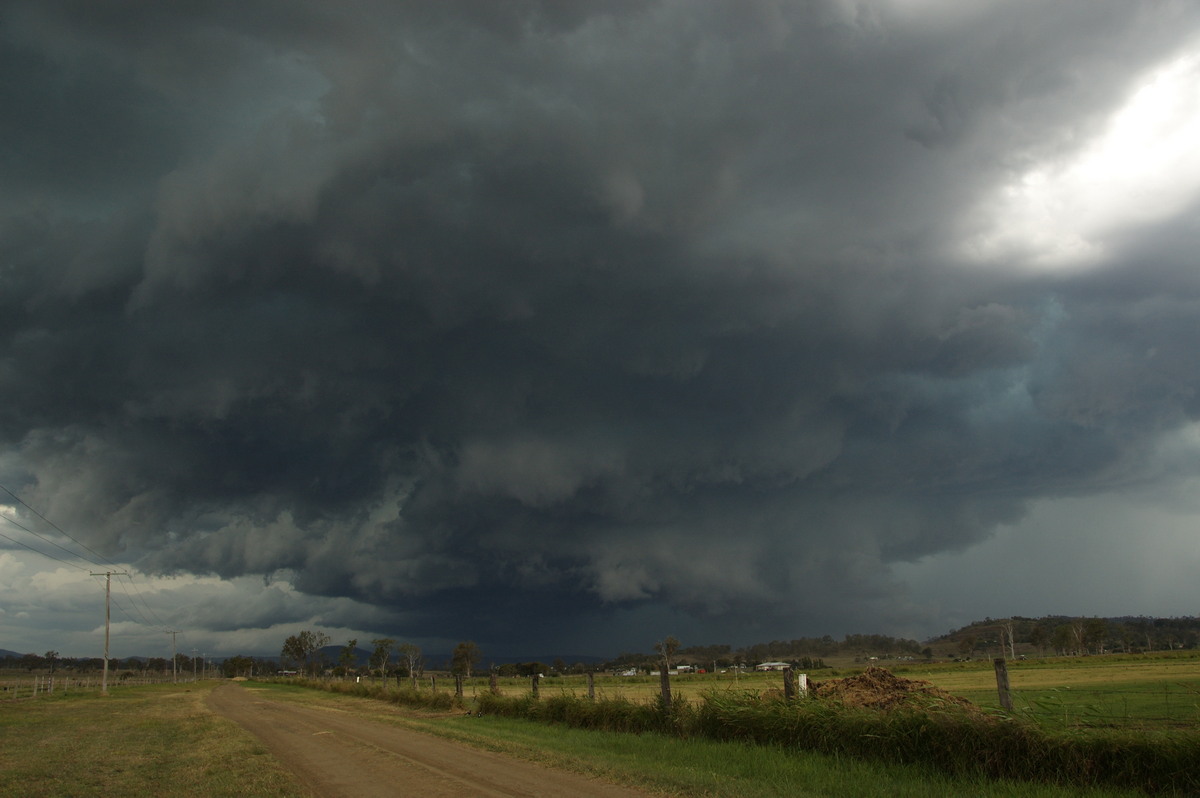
(247, 681), (1147, 797)
(0, 681), (310, 798)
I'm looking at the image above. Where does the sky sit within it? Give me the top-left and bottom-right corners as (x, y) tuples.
(2, 0), (1200, 662)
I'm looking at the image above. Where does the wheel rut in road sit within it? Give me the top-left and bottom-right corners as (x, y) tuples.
(206, 683), (655, 798)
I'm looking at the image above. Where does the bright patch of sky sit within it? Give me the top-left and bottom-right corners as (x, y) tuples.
(968, 45), (1200, 271)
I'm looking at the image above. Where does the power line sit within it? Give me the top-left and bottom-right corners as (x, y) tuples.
(0, 510), (99, 569)
(0, 526), (90, 572)
(0, 481), (116, 567)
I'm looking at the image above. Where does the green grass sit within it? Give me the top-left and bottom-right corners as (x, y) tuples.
(0, 681), (310, 798)
(893, 653), (1200, 728)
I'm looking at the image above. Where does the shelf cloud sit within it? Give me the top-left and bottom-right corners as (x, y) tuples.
(3, 1), (1200, 656)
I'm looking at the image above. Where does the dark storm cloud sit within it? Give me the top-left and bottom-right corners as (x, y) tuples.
(4, 0), (1200, 650)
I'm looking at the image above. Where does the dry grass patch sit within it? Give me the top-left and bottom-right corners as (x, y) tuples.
(0, 682), (310, 797)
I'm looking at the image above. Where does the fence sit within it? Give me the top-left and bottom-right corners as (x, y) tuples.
(1, 673), (191, 700)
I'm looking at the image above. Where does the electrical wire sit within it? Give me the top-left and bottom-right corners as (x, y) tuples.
(0, 526), (91, 572)
(0, 482), (117, 567)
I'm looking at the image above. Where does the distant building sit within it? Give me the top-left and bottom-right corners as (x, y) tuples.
(755, 661), (790, 671)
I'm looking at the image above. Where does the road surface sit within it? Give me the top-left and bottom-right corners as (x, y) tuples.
(206, 683), (656, 798)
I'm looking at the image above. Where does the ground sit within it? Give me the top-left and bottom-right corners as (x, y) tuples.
(206, 683), (655, 798)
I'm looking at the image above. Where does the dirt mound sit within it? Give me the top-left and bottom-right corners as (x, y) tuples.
(814, 667), (983, 714)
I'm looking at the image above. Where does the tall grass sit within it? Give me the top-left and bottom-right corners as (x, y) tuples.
(295, 677), (460, 711)
(473, 687), (1199, 794)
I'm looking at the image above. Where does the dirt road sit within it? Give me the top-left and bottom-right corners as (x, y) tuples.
(206, 683), (656, 798)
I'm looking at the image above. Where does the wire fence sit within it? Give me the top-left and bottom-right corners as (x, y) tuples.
(1, 673), (196, 700)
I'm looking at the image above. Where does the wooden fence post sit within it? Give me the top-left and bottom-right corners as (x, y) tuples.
(531, 673), (540, 698)
(454, 674), (463, 698)
(783, 667), (795, 700)
(993, 658), (1013, 711)
(587, 672), (595, 700)
(659, 668), (672, 709)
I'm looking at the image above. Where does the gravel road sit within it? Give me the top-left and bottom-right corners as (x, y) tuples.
(206, 683), (656, 798)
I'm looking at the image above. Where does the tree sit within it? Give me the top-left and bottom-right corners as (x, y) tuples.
(998, 619), (1016, 659)
(1028, 624), (1049, 657)
(44, 651), (59, 675)
(655, 636), (681, 670)
(399, 642), (423, 688)
(451, 641), (481, 679)
(338, 638), (358, 678)
(370, 638), (395, 683)
(281, 630), (331, 675)
(221, 655), (257, 678)
(1083, 618), (1109, 654)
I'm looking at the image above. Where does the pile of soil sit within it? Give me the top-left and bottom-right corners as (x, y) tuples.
(813, 667), (983, 715)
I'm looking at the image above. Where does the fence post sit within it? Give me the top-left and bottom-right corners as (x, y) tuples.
(454, 674), (464, 699)
(587, 671), (595, 700)
(993, 658), (1013, 711)
(783, 667), (795, 700)
(489, 671), (499, 695)
(659, 668), (672, 709)
(531, 673), (540, 698)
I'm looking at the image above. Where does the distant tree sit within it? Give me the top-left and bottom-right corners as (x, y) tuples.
(221, 655), (257, 678)
(998, 620), (1016, 659)
(370, 638), (395, 683)
(338, 639), (358, 678)
(1052, 624), (1073, 655)
(451, 641), (481, 679)
(44, 651), (59, 675)
(552, 657), (567, 674)
(398, 642), (423, 688)
(1083, 618), (1109, 654)
(1028, 625), (1048, 657)
(655, 636), (681, 670)
(281, 630), (331, 675)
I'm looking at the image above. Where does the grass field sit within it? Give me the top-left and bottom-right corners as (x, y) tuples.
(0, 681), (308, 797)
(455, 650), (1200, 730)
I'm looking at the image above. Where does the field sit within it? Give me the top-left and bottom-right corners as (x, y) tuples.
(2, 652), (1197, 796)
(0, 681), (307, 797)
(449, 650), (1200, 730)
(0, 677), (1157, 798)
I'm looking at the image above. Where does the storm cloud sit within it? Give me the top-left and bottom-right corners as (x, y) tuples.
(4, 0), (1200, 655)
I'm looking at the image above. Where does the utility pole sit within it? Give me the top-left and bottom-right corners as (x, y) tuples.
(90, 571), (127, 695)
(165, 630), (180, 683)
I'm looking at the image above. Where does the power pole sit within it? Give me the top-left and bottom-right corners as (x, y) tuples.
(165, 630), (180, 683)
(90, 571), (127, 695)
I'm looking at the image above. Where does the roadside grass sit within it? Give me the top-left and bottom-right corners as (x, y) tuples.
(0, 681), (310, 798)
(246, 681), (1147, 798)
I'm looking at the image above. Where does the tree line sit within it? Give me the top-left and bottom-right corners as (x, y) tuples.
(931, 615), (1200, 658)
